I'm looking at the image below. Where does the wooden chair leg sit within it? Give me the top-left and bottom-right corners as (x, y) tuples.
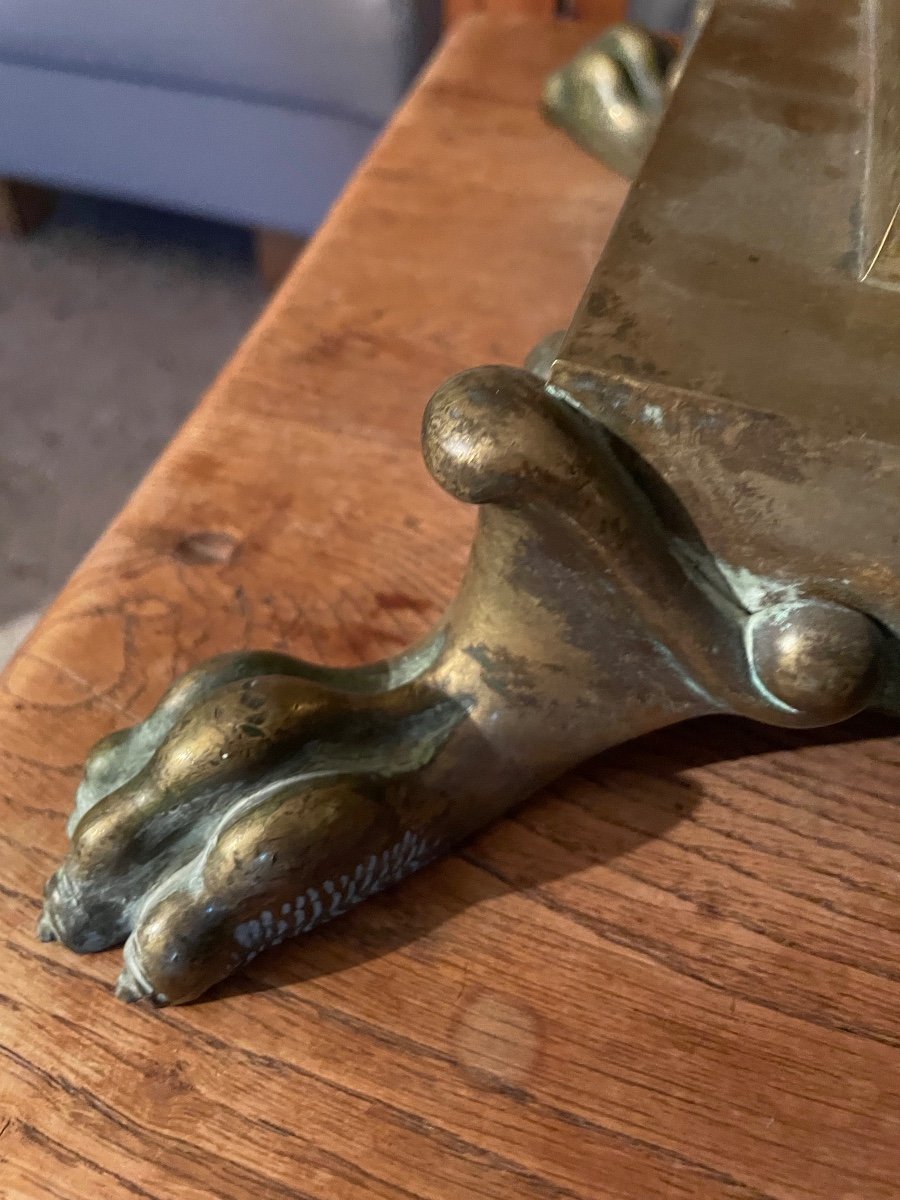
(254, 228), (307, 290)
(0, 180), (57, 237)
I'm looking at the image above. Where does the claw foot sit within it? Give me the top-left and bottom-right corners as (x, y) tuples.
(43, 656), (463, 1003)
(41, 365), (886, 1003)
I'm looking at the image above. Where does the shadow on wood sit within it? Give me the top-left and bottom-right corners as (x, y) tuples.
(208, 710), (899, 1005)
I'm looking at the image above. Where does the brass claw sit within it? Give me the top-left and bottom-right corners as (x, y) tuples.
(41, 360), (888, 1003)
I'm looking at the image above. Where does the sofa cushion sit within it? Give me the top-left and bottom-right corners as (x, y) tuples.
(0, 0), (441, 125)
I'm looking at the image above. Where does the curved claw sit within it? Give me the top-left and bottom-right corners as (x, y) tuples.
(115, 961), (153, 1005)
(36, 913), (57, 942)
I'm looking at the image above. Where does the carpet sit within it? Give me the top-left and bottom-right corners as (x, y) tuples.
(0, 193), (265, 667)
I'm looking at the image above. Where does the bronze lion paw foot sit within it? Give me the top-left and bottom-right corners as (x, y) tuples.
(39, 359), (893, 1004)
(40, 649), (466, 1004)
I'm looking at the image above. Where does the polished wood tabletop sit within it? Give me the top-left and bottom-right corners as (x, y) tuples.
(2, 15), (899, 1200)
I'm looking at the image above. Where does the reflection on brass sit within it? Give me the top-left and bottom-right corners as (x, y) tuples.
(541, 1), (712, 178)
(41, 0), (900, 1004)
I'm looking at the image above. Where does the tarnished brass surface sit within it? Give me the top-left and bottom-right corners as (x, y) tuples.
(42, 0), (900, 1004)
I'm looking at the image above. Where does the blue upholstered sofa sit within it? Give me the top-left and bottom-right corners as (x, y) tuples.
(0, 1), (442, 236)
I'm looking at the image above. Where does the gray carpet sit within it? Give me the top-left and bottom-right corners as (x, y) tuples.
(0, 194), (265, 665)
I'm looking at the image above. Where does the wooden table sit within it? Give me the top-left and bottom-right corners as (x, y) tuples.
(3, 15), (900, 1199)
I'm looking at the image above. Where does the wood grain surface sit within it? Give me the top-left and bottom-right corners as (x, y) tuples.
(2, 15), (900, 1200)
